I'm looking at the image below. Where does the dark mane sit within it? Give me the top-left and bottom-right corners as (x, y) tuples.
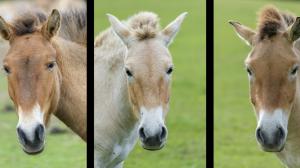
(9, 7), (87, 45)
(258, 6), (295, 40)
(11, 10), (46, 36)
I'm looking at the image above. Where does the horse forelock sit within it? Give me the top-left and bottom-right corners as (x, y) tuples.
(9, 7), (87, 45)
(11, 10), (47, 36)
(127, 12), (160, 41)
(257, 6), (295, 40)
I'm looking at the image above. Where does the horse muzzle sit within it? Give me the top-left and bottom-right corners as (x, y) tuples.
(256, 126), (286, 152)
(138, 106), (168, 150)
(17, 124), (45, 155)
(255, 108), (288, 152)
(138, 125), (167, 151)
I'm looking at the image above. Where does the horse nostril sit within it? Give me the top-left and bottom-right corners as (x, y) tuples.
(276, 126), (285, 139)
(256, 128), (264, 144)
(139, 127), (146, 141)
(160, 126), (167, 140)
(17, 127), (29, 145)
(35, 124), (44, 141)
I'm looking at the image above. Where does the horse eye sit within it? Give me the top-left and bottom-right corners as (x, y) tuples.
(166, 67), (173, 75)
(47, 62), (55, 70)
(125, 68), (133, 77)
(3, 66), (10, 74)
(291, 66), (299, 75)
(246, 67), (252, 76)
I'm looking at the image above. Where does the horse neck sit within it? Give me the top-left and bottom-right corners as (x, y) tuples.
(295, 40), (300, 51)
(94, 29), (137, 136)
(112, 72), (137, 130)
(288, 72), (300, 140)
(52, 37), (87, 141)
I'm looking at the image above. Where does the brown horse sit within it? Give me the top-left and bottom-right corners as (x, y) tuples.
(230, 6), (300, 168)
(0, 9), (86, 154)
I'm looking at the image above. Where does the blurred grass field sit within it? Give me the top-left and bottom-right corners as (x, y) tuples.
(215, 0), (300, 167)
(95, 0), (205, 167)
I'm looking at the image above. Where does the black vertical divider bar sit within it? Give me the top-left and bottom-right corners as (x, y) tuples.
(206, 0), (214, 167)
(86, 0), (94, 167)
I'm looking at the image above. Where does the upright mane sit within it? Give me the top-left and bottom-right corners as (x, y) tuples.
(94, 11), (160, 47)
(59, 7), (87, 45)
(9, 7), (86, 45)
(127, 12), (160, 40)
(257, 6), (296, 40)
(11, 9), (47, 36)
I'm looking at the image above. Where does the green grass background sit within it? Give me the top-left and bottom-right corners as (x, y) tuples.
(215, 0), (300, 168)
(95, 0), (205, 167)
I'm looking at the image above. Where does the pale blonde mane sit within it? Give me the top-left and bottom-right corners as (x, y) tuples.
(128, 12), (160, 40)
(94, 11), (160, 47)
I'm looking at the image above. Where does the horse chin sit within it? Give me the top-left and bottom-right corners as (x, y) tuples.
(23, 146), (44, 155)
(18, 138), (45, 155)
(260, 143), (285, 153)
(21, 139), (45, 155)
(141, 143), (165, 151)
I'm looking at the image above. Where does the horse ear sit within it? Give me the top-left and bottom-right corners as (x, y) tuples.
(107, 14), (133, 46)
(42, 9), (61, 40)
(288, 17), (300, 42)
(161, 12), (188, 46)
(229, 21), (256, 46)
(0, 16), (13, 41)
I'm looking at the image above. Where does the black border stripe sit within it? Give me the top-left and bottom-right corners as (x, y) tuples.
(86, 0), (94, 167)
(206, 0), (214, 167)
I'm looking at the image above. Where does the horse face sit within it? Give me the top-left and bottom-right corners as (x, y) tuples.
(0, 10), (61, 154)
(230, 14), (300, 152)
(245, 37), (298, 152)
(4, 33), (60, 154)
(108, 12), (186, 151)
(125, 40), (173, 150)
